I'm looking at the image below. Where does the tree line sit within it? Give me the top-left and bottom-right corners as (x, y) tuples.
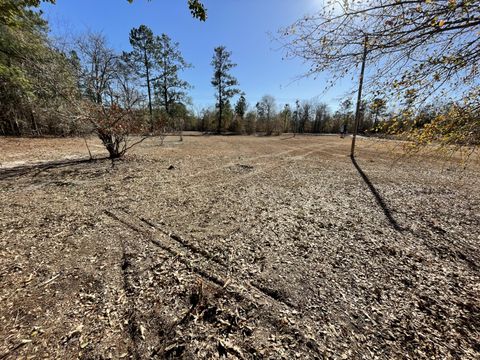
(1, 0), (478, 159)
(0, 1), (384, 144)
(194, 96), (388, 136)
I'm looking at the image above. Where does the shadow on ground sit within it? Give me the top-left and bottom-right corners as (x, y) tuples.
(0, 157), (110, 181)
(351, 155), (403, 232)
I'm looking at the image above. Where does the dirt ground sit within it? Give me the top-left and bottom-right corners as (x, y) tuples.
(0, 135), (479, 359)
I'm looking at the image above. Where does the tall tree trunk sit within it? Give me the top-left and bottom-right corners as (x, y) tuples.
(29, 108), (39, 136)
(218, 100), (222, 134)
(163, 84), (169, 117)
(217, 83), (222, 134)
(144, 50), (153, 132)
(11, 118), (20, 136)
(163, 54), (170, 117)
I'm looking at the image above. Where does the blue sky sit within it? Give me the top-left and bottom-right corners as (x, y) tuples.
(41, 0), (352, 112)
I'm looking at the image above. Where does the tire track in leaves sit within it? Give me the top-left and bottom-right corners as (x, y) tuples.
(104, 209), (324, 357)
(136, 214), (298, 309)
(119, 238), (141, 359)
(106, 209), (292, 308)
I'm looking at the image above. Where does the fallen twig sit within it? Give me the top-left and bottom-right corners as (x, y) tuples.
(39, 273), (60, 287)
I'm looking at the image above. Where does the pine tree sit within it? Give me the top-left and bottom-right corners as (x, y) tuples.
(154, 34), (191, 118)
(211, 46), (240, 134)
(125, 25), (157, 131)
(235, 95), (247, 119)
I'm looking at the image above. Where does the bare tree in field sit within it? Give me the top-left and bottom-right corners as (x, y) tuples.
(292, 100), (300, 137)
(75, 32), (147, 159)
(83, 103), (146, 159)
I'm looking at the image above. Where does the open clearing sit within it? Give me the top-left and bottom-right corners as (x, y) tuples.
(1, 135), (479, 359)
